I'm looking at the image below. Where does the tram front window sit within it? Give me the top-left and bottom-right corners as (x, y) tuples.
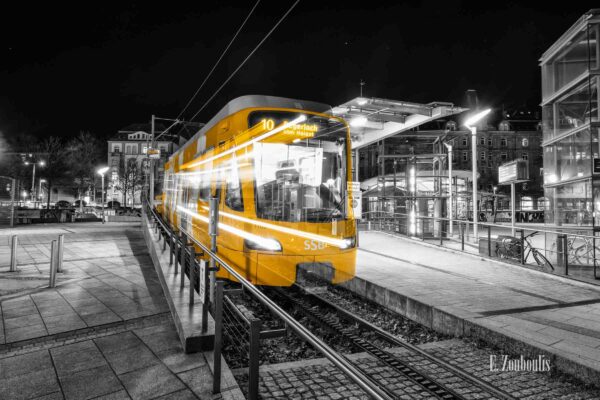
(252, 114), (348, 223)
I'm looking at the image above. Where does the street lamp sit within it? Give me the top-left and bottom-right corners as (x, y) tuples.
(97, 167), (109, 224)
(463, 108), (491, 240)
(39, 179), (46, 205)
(24, 159), (45, 205)
(443, 142), (453, 236)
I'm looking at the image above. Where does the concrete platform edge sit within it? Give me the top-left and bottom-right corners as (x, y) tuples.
(340, 275), (600, 388)
(141, 214), (215, 353)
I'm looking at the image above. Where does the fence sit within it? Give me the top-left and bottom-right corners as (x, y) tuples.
(361, 210), (600, 282)
(144, 200), (395, 400)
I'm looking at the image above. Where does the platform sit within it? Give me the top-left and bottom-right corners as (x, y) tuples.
(344, 230), (600, 386)
(0, 222), (238, 399)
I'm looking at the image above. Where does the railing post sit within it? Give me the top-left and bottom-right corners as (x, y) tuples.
(181, 236), (187, 289)
(461, 222), (465, 251)
(560, 234), (568, 275)
(209, 197), (219, 304)
(10, 235), (18, 272)
(487, 225), (492, 257)
(188, 244), (195, 305)
(48, 240), (58, 288)
(57, 234), (64, 273)
(201, 261), (209, 332)
(439, 218), (443, 246)
(421, 218), (425, 241)
(248, 318), (262, 400)
(519, 229), (525, 265)
(212, 280), (224, 395)
(169, 234), (174, 266)
(162, 231), (167, 251)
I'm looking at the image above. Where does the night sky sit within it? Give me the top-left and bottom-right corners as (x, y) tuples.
(1, 1), (596, 142)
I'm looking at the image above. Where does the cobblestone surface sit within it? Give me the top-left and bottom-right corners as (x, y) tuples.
(234, 339), (600, 399)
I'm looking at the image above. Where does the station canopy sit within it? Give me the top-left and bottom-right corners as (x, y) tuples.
(331, 97), (467, 150)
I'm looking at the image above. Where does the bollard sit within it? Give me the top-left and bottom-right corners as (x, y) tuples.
(461, 222), (465, 251)
(421, 219), (425, 241)
(57, 234), (64, 273)
(487, 226), (492, 257)
(10, 235), (18, 272)
(48, 240), (58, 288)
(368, 221), (371, 231)
(212, 280), (224, 395)
(188, 244), (195, 305)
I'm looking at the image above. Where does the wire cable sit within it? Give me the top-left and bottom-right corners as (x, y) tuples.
(175, 0), (261, 121)
(188, 0), (301, 122)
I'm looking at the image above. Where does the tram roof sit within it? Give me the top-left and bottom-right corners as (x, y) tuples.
(170, 95), (333, 163)
(331, 97), (467, 150)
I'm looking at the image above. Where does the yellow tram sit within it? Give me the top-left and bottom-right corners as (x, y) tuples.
(158, 95), (356, 286)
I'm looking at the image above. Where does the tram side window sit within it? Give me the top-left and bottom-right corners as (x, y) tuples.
(225, 159), (244, 211)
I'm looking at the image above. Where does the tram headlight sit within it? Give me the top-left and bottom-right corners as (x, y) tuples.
(244, 238), (282, 252)
(341, 236), (356, 249)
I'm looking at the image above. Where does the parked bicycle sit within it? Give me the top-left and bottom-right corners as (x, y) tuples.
(496, 231), (554, 271)
(550, 236), (600, 266)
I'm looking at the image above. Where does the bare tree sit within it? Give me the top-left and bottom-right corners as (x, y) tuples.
(115, 158), (143, 208)
(39, 137), (69, 215)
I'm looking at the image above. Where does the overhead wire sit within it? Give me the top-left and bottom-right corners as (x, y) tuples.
(188, 0), (301, 123)
(175, 0), (261, 122)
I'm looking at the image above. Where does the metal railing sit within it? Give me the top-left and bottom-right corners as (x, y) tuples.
(143, 200), (395, 400)
(361, 210), (600, 281)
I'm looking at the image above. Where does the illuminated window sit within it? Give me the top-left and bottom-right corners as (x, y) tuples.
(225, 157), (244, 211)
(499, 121), (511, 131)
(522, 138), (529, 147)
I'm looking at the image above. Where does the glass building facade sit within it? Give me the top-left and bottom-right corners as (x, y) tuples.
(541, 11), (600, 228)
(541, 10), (600, 281)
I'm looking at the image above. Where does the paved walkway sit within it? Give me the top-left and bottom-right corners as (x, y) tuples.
(0, 222), (216, 399)
(355, 231), (600, 383)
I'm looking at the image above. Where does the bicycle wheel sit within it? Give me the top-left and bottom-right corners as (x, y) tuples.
(532, 250), (554, 271)
(574, 245), (600, 265)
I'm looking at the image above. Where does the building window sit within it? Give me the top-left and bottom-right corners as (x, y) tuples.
(462, 138), (468, 146)
(480, 137), (485, 145)
(501, 153), (508, 161)
(488, 153), (493, 161)
(500, 138), (507, 147)
(488, 138), (493, 146)
(522, 138), (529, 147)
(499, 121), (510, 131)
(462, 151), (468, 161)
(522, 153), (528, 160)
(142, 146), (148, 154)
(480, 151), (486, 160)
(112, 145), (121, 153)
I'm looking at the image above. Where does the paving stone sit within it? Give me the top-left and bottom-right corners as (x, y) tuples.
(50, 340), (107, 377)
(0, 368), (61, 400)
(153, 389), (199, 400)
(119, 364), (186, 400)
(0, 349), (53, 380)
(101, 343), (161, 375)
(59, 364), (123, 400)
(177, 365), (213, 398)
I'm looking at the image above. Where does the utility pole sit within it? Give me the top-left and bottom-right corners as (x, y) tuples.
(150, 115), (155, 207)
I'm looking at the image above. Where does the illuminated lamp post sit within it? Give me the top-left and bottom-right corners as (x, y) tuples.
(97, 167), (109, 224)
(463, 108), (491, 241)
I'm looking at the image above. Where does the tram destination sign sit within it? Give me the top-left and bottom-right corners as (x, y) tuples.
(498, 159), (528, 184)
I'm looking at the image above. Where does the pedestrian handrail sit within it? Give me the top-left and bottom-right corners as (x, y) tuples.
(362, 210), (600, 240)
(143, 201), (394, 400)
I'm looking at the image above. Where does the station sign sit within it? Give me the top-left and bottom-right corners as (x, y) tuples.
(148, 148), (161, 159)
(498, 159), (528, 184)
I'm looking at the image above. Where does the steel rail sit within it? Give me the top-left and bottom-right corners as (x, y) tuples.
(302, 286), (517, 400)
(144, 204), (394, 400)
